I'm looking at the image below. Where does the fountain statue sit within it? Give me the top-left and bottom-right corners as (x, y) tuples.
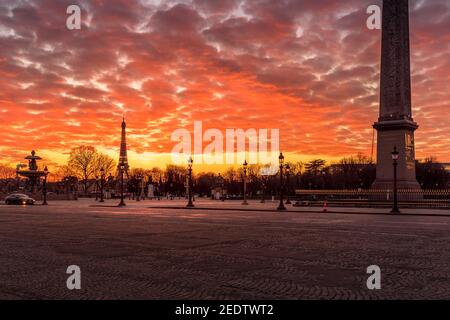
(16, 150), (47, 193)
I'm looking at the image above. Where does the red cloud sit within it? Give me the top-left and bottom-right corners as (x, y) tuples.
(0, 0), (449, 165)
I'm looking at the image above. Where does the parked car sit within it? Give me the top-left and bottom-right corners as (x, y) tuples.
(4, 194), (35, 205)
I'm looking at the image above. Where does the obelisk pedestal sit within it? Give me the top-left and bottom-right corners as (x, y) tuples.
(372, 0), (420, 191)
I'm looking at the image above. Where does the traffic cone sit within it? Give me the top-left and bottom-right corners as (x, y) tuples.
(322, 200), (328, 213)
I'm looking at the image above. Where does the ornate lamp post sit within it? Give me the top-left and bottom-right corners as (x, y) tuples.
(100, 168), (105, 203)
(277, 153), (286, 211)
(118, 164), (126, 207)
(42, 166), (49, 205)
(242, 160), (248, 205)
(285, 164), (291, 204)
(187, 156), (194, 208)
(391, 146), (400, 213)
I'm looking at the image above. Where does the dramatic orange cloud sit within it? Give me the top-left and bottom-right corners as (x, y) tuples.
(0, 0), (449, 170)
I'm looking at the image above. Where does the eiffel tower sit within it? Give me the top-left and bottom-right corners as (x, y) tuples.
(117, 117), (129, 177)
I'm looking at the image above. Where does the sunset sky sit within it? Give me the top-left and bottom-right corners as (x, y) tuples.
(0, 0), (449, 170)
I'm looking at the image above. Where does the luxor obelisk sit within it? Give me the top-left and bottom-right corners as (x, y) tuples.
(372, 0), (420, 190)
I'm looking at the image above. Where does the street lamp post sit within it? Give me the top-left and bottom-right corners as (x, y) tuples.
(285, 164), (291, 205)
(391, 146), (400, 213)
(100, 168), (105, 203)
(277, 153), (286, 211)
(187, 156), (194, 208)
(242, 160), (249, 205)
(42, 166), (49, 205)
(118, 164), (126, 207)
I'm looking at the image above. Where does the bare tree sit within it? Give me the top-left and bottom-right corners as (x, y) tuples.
(223, 167), (238, 182)
(290, 161), (305, 175)
(0, 164), (16, 192)
(67, 146), (114, 193)
(68, 146), (97, 193)
(416, 157), (449, 189)
(52, 165), (76, 182)
(333, 154), (375, 189)
(148, 167), (163, 183)
(0, 163), (16, 180)
(92, 153), (116, 178)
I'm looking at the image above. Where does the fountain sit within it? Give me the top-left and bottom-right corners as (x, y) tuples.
(16, 150), (46, 193)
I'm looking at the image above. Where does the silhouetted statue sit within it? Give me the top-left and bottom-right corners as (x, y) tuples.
(29, 150), (38, 171)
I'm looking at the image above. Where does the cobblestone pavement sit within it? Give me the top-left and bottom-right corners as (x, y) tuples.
(0, 200), (449, 299)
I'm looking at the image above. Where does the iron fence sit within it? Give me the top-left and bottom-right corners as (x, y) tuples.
(294, 189), (450, 209)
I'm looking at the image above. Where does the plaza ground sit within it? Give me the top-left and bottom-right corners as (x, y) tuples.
(0, 199), (449, 299)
